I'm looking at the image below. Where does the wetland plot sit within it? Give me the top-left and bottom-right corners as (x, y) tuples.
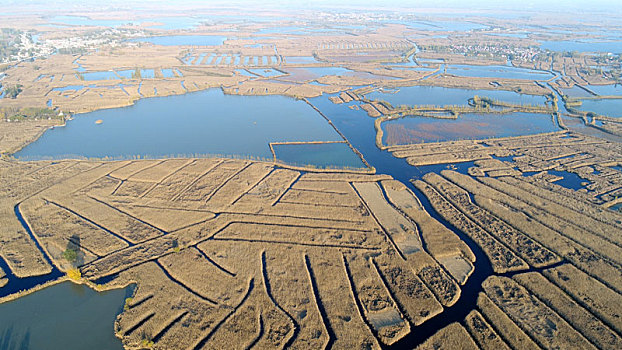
(0, 157), (477, 349)
(382, 112), (559, 145)
(15, 89), (363, 168)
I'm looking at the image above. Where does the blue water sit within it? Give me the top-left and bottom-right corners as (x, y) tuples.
(52, 85), (86, 92)
(587, 84), (622, 96)
(49, 15), (205, 30)
(182, 54), (195, 65)
(161, 69), (175, 78)
(194, 53), (207, 65)
(115, 70), (134, 79)
(281, 67), (353, 81)
(548, 170), (587, 190)
(235, 69), (255, 77)
(15, 89), (346, 161)
(561, 86), (593, 98)
(540, 40), (622, 54)
(487, 32), (529, 39)
(273, 143), (366, 169)
(576, 98), (622, 117)
(255, 25), (358, 36)
(392, 20), (486, 32)
(247, 68), (283, 77)
(382, 112), (559, 145)
(129, 35), (227, 46)
(49, 15), (136, 27)
(365, 86), (547, 107)
(0, 281), (131, 350)
(80, 71), (118, 81)
(140, 69), (155, 78)
(445, 65), (553, 80)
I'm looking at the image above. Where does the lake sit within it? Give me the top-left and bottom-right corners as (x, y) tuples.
(48, 15), (207, 30)
(0, 281), (131, 350)
(15, 89), (357, 167)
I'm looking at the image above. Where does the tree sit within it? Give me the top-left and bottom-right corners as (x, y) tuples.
(62, 248), (78, 263)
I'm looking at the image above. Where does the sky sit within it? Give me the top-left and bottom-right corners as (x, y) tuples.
(2, 0), (622, 15)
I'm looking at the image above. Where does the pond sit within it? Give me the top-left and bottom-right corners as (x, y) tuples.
(279, 67), (353, 82)
(129, 35), (228, 46)
(273, 142), (367, 170)
(548, 170), (588, 190)
(444, 65), (553, 80)
(284, 56), (320, 64)
(587, 84), (622, 96)
(381, 112), (559, 145)
(79, 71), (119, 81)
(161, 69), (175, 78)
(364, 86), (547, 107)
(246, 68), (284, 77)
(15, 89), (354, 166)
(561, 86), (593, 98)
(575, 98), (622, 117)
(0, 281), (131, 350)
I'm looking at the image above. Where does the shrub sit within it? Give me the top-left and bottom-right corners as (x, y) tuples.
(67, 268), (81, 281)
